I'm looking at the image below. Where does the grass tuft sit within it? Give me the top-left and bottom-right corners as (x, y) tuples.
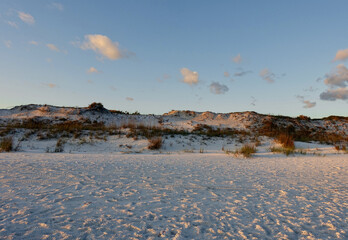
(148, 137), (163, 150)
(0, 137), (13, 152)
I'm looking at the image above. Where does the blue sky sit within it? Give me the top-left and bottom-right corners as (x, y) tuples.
(0, 0), (347, 117)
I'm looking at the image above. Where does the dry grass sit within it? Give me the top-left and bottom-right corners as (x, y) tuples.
(148, 137), (163, 150)
(276, 133), (295, 149)
(0, 137), (13, 152)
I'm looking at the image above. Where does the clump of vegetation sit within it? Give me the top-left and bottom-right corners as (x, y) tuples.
(0, 137), (13, 152)
(270, 146), (294, 156)
(234, 144), (257, 158)
(148, 137), (163, 150)
(55, 138), (65, 152)
(276, 133), (295, 149)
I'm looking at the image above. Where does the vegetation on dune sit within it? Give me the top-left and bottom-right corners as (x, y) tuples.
(0, 137), (13, 152)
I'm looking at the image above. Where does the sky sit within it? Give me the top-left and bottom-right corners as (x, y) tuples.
(0, 0), (348, 118)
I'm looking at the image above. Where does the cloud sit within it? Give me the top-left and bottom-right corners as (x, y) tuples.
(110, 86), (117, 91)
(259, 68), (275, 83)
(80, 34), (131, 60)
(323, 64), (348, 87)
(251, 96), (256, 106)
(46, 43), (59, 52)
(209, 82), (229, 95)
(320, 88), (348, 101)
(333, 49), (348, 62)
(297, 96), (316, 108)
(51, 3), (63, 11)
(233, 54), (242, 64)
(29, 40), (38, 45)
(224, 71), (230, 77)
(126, 97), (134, 101)
(304, 86), (318, 92)
(157, 74), (170, 82)
(43, 83), (57, 88)
(234, 69), (252, 77)
(18, 11), (35, 25)
(180, 68), (199, 85)
(4, 40), (12, 48)
(7, 21), (18, 28)
(87, 67), (100, 74)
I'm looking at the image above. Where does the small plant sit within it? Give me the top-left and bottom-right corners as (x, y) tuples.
(270, 146), (294, 156)
(148, 137), (162, 150)
(199, 148), (204, 153)
(276, 133), (295, 149)
(55, 138), (65, 152)
(238, 144), (257, 158)
(0, 137), (13, 152)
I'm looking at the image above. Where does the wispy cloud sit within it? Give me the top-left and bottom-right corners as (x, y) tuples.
(18, 11), (35, 25)
(297, 95), (316, 108)
(80, 34), (132, 60)
(259, 68), (276, 83)
(251, 96), (256, 106)
(223, 71), (230, 77)
(7, 21), (18, 28)
(209, 82), (229, 95)
(157, 74), (170, 82)
(87, 67), (101, 74)
(333, 48), (348, 62)
(4, 40), (12, 48)
(126, 97), (134, 101)
(50, 2), (64, 11)
(46, 43), (59, 52)
(29, 40), (38, 45)
(180, 68), (199, 85)
(233, 54), (242, 64)
(234, 68), (252, 77)
(110, 86), (117, 91)
(42, 83), (57, 88)
(304, 86), (318, 92)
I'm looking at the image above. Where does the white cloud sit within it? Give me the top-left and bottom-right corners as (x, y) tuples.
(209, 82), (229, 95)
(51, 3), (63, 11)
(18, 11), (35, 25)
(333, 49), (348, 62)
(126, 97), (134, 101)
(87, 67), (100, 74)
(46, 43), (59, 52)
(180, 68), (199, 85)
(297, 95), (316, 108)
(323, 64), (348, 87)
(233, 54), (242, 64)
(320, 87), (348, 101)
(81, 34), (130, 60)
(4, 40), (12, 48)
(7, 21), (18, 28)
(224, 71), (230, 77)
(259, 68), (275, 83)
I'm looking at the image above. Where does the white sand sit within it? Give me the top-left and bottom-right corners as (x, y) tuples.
(0, 153), (347, 239)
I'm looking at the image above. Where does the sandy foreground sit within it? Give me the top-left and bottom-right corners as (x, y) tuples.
(0, 153), (347, 239)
